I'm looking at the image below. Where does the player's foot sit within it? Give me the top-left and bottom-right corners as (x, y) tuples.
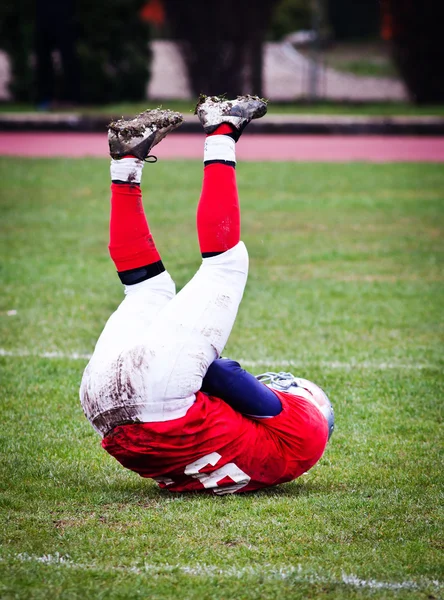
(195, 94), (268, 141)
(108, 108), (184, 160)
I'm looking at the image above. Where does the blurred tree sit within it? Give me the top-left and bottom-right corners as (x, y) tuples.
(76, 0), (152, 104)
(269, 0), (312, 40)
(381, 0), (444, 104)
(0, 0), (35, 102)
(162, 0), (280, 97)
(327, 0), (380, 40)
(0, 0), (152, 104)
(35, 0), (80, 106)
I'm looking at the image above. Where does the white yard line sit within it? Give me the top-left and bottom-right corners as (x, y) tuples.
(3, 552), (441, 592)
(0, 348), (92, 360)
(0, 347), (439, 370)
(240, 358), (438, 370)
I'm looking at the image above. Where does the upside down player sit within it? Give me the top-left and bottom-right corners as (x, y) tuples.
(80, 95), (334, 494)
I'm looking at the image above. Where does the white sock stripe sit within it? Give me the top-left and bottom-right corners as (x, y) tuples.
(110, 157), (144, 183)
(204, 135), (236, 164)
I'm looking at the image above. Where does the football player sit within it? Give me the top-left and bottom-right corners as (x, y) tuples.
(80, 95), (334, 494)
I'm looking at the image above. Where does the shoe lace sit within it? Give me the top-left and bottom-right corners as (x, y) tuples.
(255, 371), (296, 391)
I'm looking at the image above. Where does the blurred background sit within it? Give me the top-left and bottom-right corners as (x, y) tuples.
(0, 0), (443, 110)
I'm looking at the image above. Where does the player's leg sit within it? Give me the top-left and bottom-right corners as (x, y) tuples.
(201, 358), (283, 417)
(92, 167), (172, 355)
(145, 97), (267, 403)
(80, 111), (184, 434)
(88, 110), (183, 357)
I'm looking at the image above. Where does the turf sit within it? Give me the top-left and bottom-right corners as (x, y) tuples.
(0, 158), (443, 599)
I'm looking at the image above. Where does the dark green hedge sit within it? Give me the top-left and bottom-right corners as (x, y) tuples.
(268, 0), (381, 42)
(0, 0), (151, 104)
(327, 0), (380, 40)
(268, 0), (312, 41)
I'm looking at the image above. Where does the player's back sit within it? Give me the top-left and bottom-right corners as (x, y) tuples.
(102, 390), (329, 494)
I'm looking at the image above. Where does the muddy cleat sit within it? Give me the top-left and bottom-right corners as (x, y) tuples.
(195, 94), (268, 141)
(108, 108), (184, 160)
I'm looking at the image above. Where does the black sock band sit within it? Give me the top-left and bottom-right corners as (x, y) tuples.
(204, 160), (236, 168)
(202, 251), (224, 258)
(118, 261), (165, 285)
(112, 180), (141, 185)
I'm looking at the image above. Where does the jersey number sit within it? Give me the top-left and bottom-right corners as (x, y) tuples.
(184, 452), (251, 495)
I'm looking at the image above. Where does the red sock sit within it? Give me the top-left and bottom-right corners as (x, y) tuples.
(197, 163), (240, 255)
(207, 123), (235, 137)
(108, 183), (161, 272)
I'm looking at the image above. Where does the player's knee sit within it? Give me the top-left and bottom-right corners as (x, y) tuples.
(124, 270), (176, 299)
(219, 241), (249, 281)
(232, 241), (249, 274)
(202, 241), (248, 274)
(160, 271), (176, 299)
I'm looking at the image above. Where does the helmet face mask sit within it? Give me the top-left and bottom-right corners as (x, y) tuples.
(256, 372), (334, 440)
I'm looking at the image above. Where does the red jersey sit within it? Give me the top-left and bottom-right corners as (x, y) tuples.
(102, 389), (329, 494)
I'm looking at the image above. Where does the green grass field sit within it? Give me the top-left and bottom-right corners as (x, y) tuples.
(1, 158), (443, 599)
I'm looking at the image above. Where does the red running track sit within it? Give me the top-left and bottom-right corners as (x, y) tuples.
(1, 132), (444, 162)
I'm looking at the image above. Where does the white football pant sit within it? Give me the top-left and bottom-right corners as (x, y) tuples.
(80, 241), (249, 436)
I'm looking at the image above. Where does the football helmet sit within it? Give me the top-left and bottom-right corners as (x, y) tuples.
(256, 372), (334, 440)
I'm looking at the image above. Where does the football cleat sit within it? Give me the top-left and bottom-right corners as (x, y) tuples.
(108, 108), (184, 161)
(256, 372), (335, 440)
(194, 94), (268, 140)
